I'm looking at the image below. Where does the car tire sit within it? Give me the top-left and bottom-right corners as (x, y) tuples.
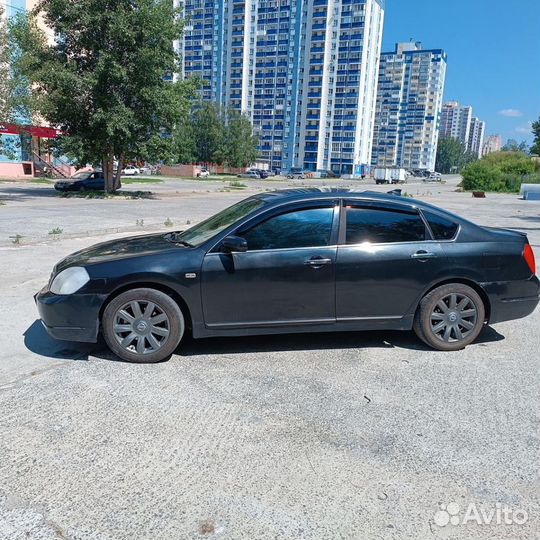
(102, 288), (185, 363)
(78, 185), (85, 192)
(413, 283), (485, 351)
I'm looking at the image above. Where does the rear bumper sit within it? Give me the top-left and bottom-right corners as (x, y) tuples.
(483, 275), (540, 324)
(35, 287), (107, 343)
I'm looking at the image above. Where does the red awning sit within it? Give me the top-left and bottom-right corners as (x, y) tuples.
(0, 123), (61, 138)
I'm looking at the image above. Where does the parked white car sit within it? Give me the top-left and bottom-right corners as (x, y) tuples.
(238, 171), (260, 179)
(427, 172), (442, 182)
(122, 165), (140, 176)
(196, 168), (210, 178)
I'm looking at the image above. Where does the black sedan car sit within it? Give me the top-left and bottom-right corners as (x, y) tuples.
(36, 189), (539, 363)
(54, 171), (105, 192)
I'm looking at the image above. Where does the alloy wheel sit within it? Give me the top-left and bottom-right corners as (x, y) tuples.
(429, 293), (478, 343)
(113, 300), (170, 355)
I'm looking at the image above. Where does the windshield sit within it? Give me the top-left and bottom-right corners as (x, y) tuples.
(170, 198), (265, 247)
(71, 171), (92, 180)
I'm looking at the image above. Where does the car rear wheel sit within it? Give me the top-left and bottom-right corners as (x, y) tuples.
(413, 283), (485, 351)
(102, 288), (184, 363)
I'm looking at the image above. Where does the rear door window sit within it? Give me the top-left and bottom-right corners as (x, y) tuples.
(422, 210), (459, 240)
(345, 206), (427, 244)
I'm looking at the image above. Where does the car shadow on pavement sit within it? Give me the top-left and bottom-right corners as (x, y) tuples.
(22, 319), (506, 362)
(177, 325), (505, 356)
(23, 320), (99, 361)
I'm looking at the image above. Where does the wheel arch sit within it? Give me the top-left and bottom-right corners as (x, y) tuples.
(415, 278), (491, 322)
(99, 282), (193, 332)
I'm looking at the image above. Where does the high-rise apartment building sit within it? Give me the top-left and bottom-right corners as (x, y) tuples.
(467, 116), (485, 158)
(482, 134), (502, 156)
(371, 42), (447, 171)
(440, 101), (486, 157)
(440, 101), (472, 148)
(178, 0), (385, 174)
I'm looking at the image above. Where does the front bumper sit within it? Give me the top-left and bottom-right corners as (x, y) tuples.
(35, 287), (107, 343)
(483, 275), (540, 324)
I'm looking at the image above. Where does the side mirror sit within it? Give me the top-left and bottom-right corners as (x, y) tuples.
(221, 235), (247, 253)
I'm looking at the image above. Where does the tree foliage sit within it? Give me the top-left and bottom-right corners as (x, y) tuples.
(530, 117), (540, 156)
(192, 102), (224, 164)
(222, 109), (259, 168)
(176, 102), (259, 167)
(435, 136), (477, 174)
(0, 5), (34, 158)
(501, 139), (529, 153)
(461, 151), (539, 193)
(0, 5), (10, 122)
(10, 0), (198, 191)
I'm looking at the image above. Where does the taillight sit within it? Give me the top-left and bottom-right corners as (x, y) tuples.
(523, 244), (536, 275)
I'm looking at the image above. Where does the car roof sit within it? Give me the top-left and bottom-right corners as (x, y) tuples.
(254, 187), (412, 205)
(253, 187), (463, 219)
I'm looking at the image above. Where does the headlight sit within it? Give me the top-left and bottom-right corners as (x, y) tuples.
(50, 267), (90, 295)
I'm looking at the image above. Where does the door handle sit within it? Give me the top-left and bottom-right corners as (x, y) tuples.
(304, 257), (333, 267)
(411, 250), (437, 260)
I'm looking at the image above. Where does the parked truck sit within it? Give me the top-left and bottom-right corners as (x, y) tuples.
(374, 167), (406, 184)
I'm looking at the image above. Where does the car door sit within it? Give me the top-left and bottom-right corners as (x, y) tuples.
(201, 201), (339, 328)
(87, 172), (105, 190)
(336, 200), (449, 320)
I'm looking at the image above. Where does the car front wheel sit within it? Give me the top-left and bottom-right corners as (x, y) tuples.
(413, 283), (485, 351)
(102, 288), (184, 363)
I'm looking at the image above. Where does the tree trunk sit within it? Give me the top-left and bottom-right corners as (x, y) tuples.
(103, 154), (115, 193)
(113, 154), (124, 191)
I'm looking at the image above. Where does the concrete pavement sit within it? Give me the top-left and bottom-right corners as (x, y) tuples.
(0, 175), (539, 539)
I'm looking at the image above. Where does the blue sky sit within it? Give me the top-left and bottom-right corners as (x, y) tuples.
(382, 0), (539, 144)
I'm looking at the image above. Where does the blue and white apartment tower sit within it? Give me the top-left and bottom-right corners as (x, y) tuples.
(371, 42), (447, 171)
(176, 0), (385, 174)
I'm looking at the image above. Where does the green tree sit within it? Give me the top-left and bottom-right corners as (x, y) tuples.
(10, 0), (196, 191)
(221, 109), (259, 168)
(530, 117), (540, 156)
(461, 151), (538, 193)
(502, 139), (529, 153)
(192, 102), (224, 164)
(435, 136), (477, 173)
(0, 6), (33, 158)
(0, 5), (10, 123)
(171, 114), (197, 164)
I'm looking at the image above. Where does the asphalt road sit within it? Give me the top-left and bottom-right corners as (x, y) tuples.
(0, 176), (539, 539)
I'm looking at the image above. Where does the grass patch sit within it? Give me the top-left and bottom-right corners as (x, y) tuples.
(9, 234), (24, 245)
(31, 178), (54, 184)
(121, 177), (163, 185)
(228, 180), (247, 189)
(58, 190), (156, 200)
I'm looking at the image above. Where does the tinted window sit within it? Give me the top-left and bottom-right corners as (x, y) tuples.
(345, 207), (426, 244)
(242, 207), (334, 250)
(178, 198), (265, 247)
(422, 210), (459, 240)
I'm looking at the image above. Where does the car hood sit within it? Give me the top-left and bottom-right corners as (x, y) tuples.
(55, 232), (185, 272)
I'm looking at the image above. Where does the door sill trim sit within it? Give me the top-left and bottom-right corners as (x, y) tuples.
(205, 318), (336, 329)
(337, 315), (403, 321)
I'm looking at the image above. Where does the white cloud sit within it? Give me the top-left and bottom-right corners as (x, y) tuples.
(515, 121), (532, 135)
(499, 109), (523, 117)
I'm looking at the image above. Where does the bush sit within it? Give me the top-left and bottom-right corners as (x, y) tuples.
(461, 152), (539, 192)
